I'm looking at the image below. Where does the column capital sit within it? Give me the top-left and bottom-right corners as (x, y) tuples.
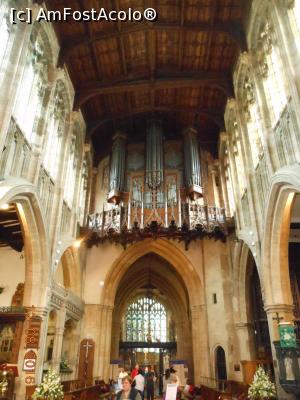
(99, 304), (114, 313)
(264, 303), (294, 314)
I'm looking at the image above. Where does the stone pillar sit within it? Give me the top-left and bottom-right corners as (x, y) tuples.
(108, 132), (127, 204)
(96, 305), (114, 380)
(52, 306), (66, 372)
(15, 306), (49, 399)
(190, 304), (210, 384)
(235, 322), (256, 361)
(183, 126), (203, 200)
(265, 304), (295, 400)
(111, 314), (121, 360)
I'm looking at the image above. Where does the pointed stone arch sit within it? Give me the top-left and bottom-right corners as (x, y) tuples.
(100, 238), (204, 307)
(262, 165), (300, 308)
(0, 178), (50, 306)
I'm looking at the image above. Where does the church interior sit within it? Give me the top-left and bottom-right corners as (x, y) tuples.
(1, 0), (300, 399)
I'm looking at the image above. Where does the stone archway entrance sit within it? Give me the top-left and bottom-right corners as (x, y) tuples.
(111, 253), (193, 385)
(95, 239), (209, 384)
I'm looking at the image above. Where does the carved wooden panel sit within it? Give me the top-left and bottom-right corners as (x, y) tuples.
(78, 339), (95, 386)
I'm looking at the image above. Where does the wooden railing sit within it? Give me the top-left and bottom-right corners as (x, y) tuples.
(64, 387), (112, 400)
(199, 378), (248, 400)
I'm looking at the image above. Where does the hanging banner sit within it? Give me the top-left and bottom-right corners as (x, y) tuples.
(279, 322), (297, 348)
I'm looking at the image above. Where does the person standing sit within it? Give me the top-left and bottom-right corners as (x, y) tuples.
(145, 365), (156, 400)
(117, 376), (141, 400)
(117, 368), (128, 393)
(134, 369), (145, 400)
(131, 363), (139, 380)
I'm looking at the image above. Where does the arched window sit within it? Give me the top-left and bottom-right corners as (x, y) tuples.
(258, 23), (288, 125)
(223, 147), (235, 216)
(215, 346), (227, 381)
(64, 124), (82, 207)
(78, 158), (89, 225)
(287, 0), (300, 53)
(43, 84), (66, 179)
(13, 27), (49, 143)
(242, 74), (263, 167)
(229, 120), (246, 195)
(125, 297), (167, 342)
(0, 3), (10, 72)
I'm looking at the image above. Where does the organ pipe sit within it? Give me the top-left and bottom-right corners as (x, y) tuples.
(145, 120), (164, 189)
(183, 126), (203, 200)
(108, 131), (126, 204)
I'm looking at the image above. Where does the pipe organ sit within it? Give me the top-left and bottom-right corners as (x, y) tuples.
(89, 121), (227, 245)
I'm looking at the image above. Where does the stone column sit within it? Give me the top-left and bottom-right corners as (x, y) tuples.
(235, 322), (256, 361)
(265, 304), (295, 400)
(52, 306), (66, 372)
(96, 305), (114, 380)
(183, 126), (202, 200)
(190, 304), (210, 384)
(15, 306), (49, 399)
(111, 313), (121, 360)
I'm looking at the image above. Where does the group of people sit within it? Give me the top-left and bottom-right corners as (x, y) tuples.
(117, 364), (157, 400)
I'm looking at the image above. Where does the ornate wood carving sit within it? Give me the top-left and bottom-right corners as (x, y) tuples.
(11, 283), (24, 307)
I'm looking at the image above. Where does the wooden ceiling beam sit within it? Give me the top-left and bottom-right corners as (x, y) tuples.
(203, 0), (218, 72)
(88, 106), (225, 136)
(58, 21), (247, 67)
(78, 0), (103, 79)
(178, 0), (186, 71)
(75, 74), (233, 108)
(114, 0), (128, 76)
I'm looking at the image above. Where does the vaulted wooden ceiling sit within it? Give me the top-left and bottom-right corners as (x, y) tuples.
(48, 0), (250, 162)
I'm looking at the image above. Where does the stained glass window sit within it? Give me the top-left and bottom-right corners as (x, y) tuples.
(125, 297), (167, 342)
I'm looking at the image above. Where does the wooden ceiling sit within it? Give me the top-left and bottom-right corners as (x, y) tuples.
(0, 204), (23, 252)
(48, 0), (250, 162)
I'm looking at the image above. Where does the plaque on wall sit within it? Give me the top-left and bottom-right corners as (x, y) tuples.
(25, 317), (42, 349)
(23, 350), (37, 372)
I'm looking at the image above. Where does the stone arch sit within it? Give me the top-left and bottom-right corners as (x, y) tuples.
(54, 246), (81, 296)
(0, 178), (50, 306)
(96, 239), (207, 383)
(111, 253), (192, 365)
(30, 22), (54, 66)
(262, 167), (300, 307)
(100, 239), (203, 308)
(234, 241), (261, 324)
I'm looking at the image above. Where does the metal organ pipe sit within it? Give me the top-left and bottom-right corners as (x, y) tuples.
(183, 126), (203, 200)
(108, 131), (127, 204)
(146, 120), (164, 189)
